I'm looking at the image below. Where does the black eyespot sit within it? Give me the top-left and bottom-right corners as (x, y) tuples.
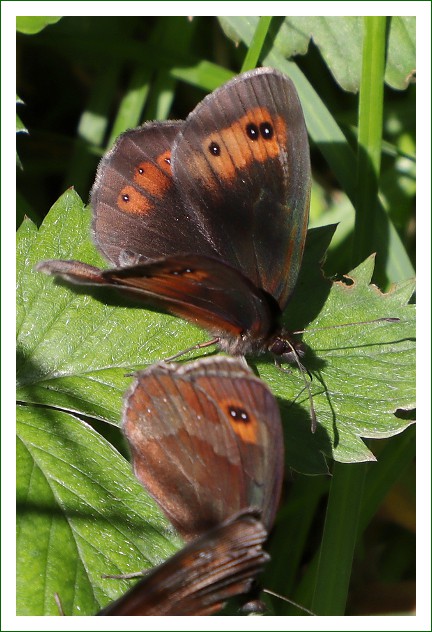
(228, 406), (249, 423)
(138, 167), (144, 174)
(260, 121), (274, 140)
(246, 123), (259, 140)
(209, 141), (221, 156)
(164, 157), (171, 165)
(122, 194), (129, 202)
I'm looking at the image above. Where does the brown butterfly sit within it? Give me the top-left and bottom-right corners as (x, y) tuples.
(99, 356), (284, 615)
(36, 67), (311, 366)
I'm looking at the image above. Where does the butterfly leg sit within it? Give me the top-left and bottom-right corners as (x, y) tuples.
(275, 346), (317, 434)
(164, 337), (220, 362)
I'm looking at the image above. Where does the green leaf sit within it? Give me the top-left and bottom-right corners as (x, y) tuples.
(16, 16), (62, 35)
(304, 258), (414, 453)
(17, 404), (182, 616)
(219, 16), (416, 92)
(386, 16), (416, 89)
(18, 189), (415, 475)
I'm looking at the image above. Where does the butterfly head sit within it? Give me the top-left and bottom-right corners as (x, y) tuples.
(267, 331), (306, 365)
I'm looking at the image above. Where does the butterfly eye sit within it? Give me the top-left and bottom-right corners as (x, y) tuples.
(208, 141), (221, 156)
(260, 122), (274, 139)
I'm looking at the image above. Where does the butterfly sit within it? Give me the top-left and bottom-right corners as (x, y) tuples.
(36, 67), (311, 366)
(98, 355), (284, 615)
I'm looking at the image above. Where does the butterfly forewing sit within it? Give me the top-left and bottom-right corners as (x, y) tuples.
(172, 67), (311, 309)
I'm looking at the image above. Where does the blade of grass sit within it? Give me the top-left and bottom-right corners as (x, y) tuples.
(312, 462), (369, 614)
(108, 66), (152, 146)
(310, 17), (388, 616)
(109, 16), (197, 144)
(170, 60), (234, 91)
(144, 71), (176, 121)
(63, 65), (121, 197)
(144, 17), (199, 121)
(266, 475), (329, 614)
(353, 16), (387, 264)
(241, 16), (273, 72)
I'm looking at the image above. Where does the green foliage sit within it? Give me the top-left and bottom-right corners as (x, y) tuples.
(17, 405), (181, 615)
(16, 16), (416, 617)
(16, 16), (62, 35)
(220, 16), (415, 91)
(18, 191), (415, 472)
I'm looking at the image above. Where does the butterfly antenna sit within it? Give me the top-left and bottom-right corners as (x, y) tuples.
(292, 316), (400, 335)
(263, 589), (316, 616)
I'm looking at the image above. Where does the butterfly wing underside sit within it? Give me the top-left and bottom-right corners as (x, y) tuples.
(35, 254), (279, 348)
(122, 356), (284, 540)
(91, 122), (217, 266)
(97, 511), (269, 616)
(172, 67), (311, 308)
